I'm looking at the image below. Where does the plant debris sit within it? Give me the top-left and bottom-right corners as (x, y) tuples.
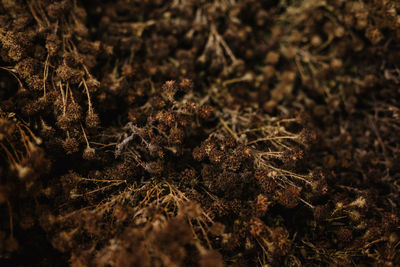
(0, 0), (399, 266)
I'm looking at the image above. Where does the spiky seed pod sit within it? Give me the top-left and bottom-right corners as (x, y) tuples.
(86, 112), (100, 129)
(62, 136), (79, 154)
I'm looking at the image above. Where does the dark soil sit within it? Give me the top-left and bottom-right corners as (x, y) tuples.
(0, 0), (399, 266)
